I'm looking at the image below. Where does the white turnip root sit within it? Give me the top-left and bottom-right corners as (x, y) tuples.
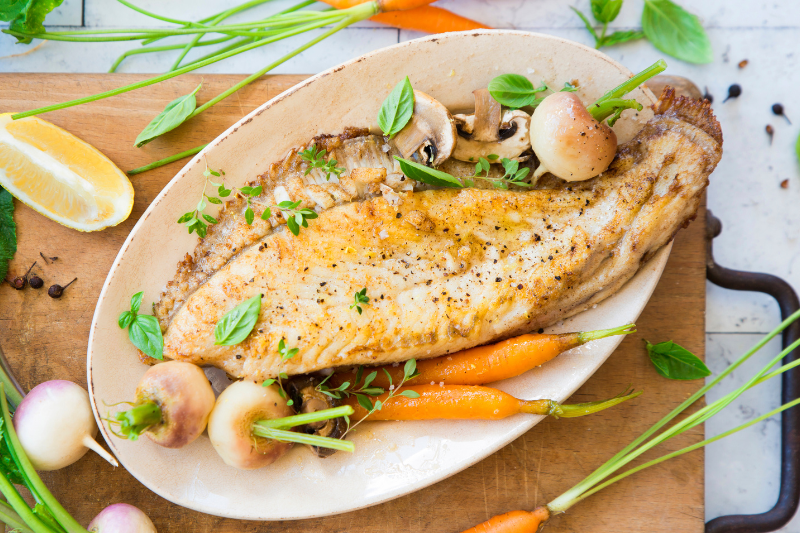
(112, 361), (215, 449)
(88, 503), (157, 533)
(14, 380), (118, 471)
(208, 381), (294, 470)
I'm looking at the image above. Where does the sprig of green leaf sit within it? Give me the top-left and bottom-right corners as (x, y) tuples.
(299, 144), (346, 181)
(377, 76), (415, 138)
(645, 339), (711, 380)
(135, 84), (201, 147)
(571, 1), (644, 50)
(487, 75), (549, 109)
(118, 292), (164, 360)
(0, 187), (17, 282)
(350, 288), (369, 314)
(642, 0), (713, 64)
(214, 294), (261, 346)
(468, 156), (532, 189)
(0, 0), (63, 44)
(262, 338), (300, 406)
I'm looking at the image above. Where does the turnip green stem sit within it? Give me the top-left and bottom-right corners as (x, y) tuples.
(252, 426), (355, 452)
(0, 500), (33, 533)
(116, 0), (195, 26)
(0, 473), (50, 533)
(577, 324), (636, 343)
(108, 36), (235, 73)
(547, 309), (800, 514)
(0, 343), (24, 409)
(588, 98), (643, 124)
(587, 59), (666, 123)
(0, 385), (88, 533)
(254, 405), (354, 429)
(127, 144), (208, 175)
(113, 402), (162, 440)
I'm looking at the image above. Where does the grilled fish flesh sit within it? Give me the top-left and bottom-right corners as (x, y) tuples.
(158, 88), (722, 380)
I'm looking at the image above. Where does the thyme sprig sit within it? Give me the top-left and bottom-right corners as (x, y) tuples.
(262, 338), (300, 406)
(178, 162), (318, 237)
(350, 288), (370, 314)
(299, 144), (346, 181)
(466, 155), (532, 189)
(316, 360), (421, 434)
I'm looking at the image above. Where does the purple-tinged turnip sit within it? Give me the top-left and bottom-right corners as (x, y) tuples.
(88, 503), (156, 533)
(111, 361), (214, 449)
(14, 380), (118, 471)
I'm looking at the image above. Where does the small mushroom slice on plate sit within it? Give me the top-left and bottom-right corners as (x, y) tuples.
(286, 375), (347, 458)
(392, 91), (457, 167)
(453, 89), (531, 162)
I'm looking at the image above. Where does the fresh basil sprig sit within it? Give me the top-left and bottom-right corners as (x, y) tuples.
(645, 339), (711, 380)
(642, 0), (713, 64)
(394, 157), (463, 188)
(377, 77), (415, 138)
(118, 292), (164, 360)
(571, 1), (644, 50)
(214, 294), (262, 346)
(135, 84), (201, 147)
(487, 75), (549, 109)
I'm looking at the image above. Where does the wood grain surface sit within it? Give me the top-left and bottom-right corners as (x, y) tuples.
(0, 74), (705, 532)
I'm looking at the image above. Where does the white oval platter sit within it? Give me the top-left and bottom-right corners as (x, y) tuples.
(87, 30), (666, 520)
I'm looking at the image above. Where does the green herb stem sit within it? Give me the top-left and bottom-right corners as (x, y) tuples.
(170, 11), (230, 72)
(0, 500), (34, 533)
(577, 324), (636, 344)
(253, 405), (354, 429)
(591, 59), (667, 108)
(0, 386), (88, 533)
(11, 3), (376, 121)
(252, 426), (355, 452)
(179, 36), (261, 70)
(115, 0), (195, 26)
(127, 144), (207, 175)
(109, 36), (235, 73)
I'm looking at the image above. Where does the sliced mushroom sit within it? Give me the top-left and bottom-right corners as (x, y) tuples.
(452, 109), (531, 162)
(286, 375), (347, 458)
(392, 91), (457, 167)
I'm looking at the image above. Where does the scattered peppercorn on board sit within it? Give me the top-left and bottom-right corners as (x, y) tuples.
(0, 73), (705, 532)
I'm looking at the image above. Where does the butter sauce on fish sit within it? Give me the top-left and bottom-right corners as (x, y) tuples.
(158, 88), (721, 380)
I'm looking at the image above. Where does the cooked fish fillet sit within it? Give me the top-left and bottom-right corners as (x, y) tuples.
(159, 89), (721, 380)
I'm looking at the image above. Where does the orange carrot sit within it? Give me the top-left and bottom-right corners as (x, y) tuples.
(372, 6), (490, 33)
(345, 384), (641, 421)
(460, 508), (550, 533)
(332, 324), (634, 390)
(318, 0), (436, 11)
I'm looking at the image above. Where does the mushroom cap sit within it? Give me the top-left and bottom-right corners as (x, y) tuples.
(530, 92), (617, 182)
(452, 109), (531, 162)
(392, 90), (456, 167)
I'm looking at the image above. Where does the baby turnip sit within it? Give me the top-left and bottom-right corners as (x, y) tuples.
(111, 361), (215, 449)
(14, 380), (118, 471)
(208, 380), (354, 470)
(88, 503), (157, 533)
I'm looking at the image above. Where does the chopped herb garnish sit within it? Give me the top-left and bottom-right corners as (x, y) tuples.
(299, 144), (346, 181)
(350, 288), (370, 314)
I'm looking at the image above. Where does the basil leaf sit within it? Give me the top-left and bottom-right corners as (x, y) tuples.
(488, 74), (548, 108)
(129, 315), (164, 360)
(642, 0), (712, 64)
(591, 0), (622, 23)
(645, 339), (710, 380)
(394, 157), (463, 188)
(130, 291), (143, 314)
(0, 187), (17, 282)
(377, 76), (415, 138)
(118, 311), (133, 330)
(214, 294), (262, 346)
(602, 30), (645, 47)
(135, 84), (201, 147)
(1, 0), (63, 43)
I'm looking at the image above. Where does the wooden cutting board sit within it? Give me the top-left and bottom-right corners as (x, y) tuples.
(0, 74), (705, 532)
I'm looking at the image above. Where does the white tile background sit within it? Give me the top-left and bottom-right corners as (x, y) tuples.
(2, 0), (800, 528)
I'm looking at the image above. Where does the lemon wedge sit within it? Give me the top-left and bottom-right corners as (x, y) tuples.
(0, 113), (134, 232)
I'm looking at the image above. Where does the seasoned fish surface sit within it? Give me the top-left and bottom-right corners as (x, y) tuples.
(161, 90), (721, 380)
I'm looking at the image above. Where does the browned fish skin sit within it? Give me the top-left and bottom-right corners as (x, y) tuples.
(160, 90), (722, 379)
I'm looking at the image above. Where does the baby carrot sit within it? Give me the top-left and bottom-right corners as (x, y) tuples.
(460, 508), (550, 533)
(332, 324), (635, 389)
(371, 6), (491, 33)
(319, 0), (436, 11)
(345, 384), (641, 421)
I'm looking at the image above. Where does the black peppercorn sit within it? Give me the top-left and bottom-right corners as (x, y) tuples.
(29, 275), (44, 289)
(7, 261), (36, 290)
(48, 278), (77, 299)
(772, 103), (791, 124)
(723, 84), (741, 103)
(703, 87), (713, 104)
